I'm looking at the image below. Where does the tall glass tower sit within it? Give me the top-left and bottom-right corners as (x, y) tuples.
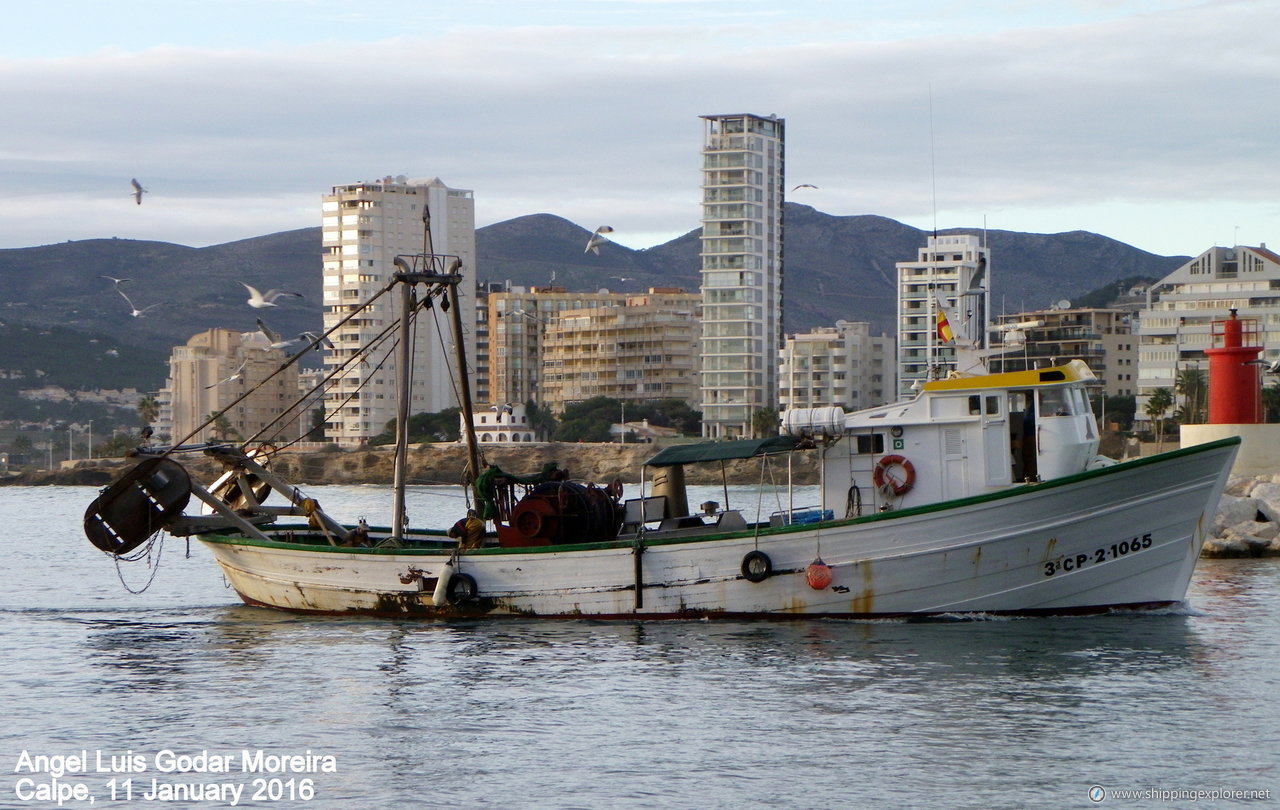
(698, 113), (785, 439)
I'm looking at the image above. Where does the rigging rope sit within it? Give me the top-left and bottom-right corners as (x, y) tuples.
(247, 314), (403, 452)
(161, 280), (400, 456)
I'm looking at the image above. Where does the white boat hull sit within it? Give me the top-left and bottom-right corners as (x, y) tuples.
(199, 439), (1237, 619)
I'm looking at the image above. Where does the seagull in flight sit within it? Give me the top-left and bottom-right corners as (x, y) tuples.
(256, 319), (333, 353)
(205, 359), (249, 389)
(585, 225), (614, 255)
(790, 183), (818, 192)
(99, 275), (132, 285)
(241, 282), (304, 309)
(130, 178), (148, 205)
(1246, 358), (1280, 373)
(111, 283), (159, 317)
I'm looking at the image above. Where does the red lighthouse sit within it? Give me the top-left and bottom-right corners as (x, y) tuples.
(1205, 309), (1263, 424)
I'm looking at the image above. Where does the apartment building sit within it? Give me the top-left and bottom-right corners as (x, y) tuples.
(1137, 244), (1280, 416)
(778, 321), (894, 412)
(487, 287), (628, 406)
(540, 289), (702, 411)
(699, 113), (785, 438)
(165, 328), (300, 445)
(990, 306), (1138, 397)
(320, 176), (475, 446)
(895, 234), (991, 399)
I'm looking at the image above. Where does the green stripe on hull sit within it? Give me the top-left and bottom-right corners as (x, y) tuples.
(199, 436), (1240, 557)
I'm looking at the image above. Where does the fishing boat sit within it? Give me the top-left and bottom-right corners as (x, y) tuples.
(84, 254), (1239, 619)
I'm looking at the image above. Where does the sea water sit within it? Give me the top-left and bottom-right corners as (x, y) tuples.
(2, 485), (1279, 808)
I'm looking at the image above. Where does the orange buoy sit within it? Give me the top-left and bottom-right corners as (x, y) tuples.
(806, 558), (833, 590)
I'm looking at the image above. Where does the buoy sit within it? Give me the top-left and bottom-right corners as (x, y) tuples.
(432, 560), (455, 606)
(873, 455), (915, 497)
(806, 558), (833, 590)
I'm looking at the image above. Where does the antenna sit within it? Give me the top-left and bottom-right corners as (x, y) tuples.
(928, 85), (937, 238)
(421, 201), (433, 255)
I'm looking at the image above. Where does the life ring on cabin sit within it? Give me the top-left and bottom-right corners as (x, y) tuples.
(741, 550), (773, 583)
(873, 455), (915, 497)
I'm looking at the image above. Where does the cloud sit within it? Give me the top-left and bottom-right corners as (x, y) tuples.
(0, 0), (1276, 254)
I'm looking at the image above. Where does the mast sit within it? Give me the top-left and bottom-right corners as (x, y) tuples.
(388, 255), (479, 538)
(390, 277), (416, 540)
(447, 266), (482, 481)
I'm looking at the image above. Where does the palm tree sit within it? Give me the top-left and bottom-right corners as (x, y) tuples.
(1175, 367), (1207, 425)
(137, 394), (160, 428)
(1263, 382), (1280, 423)
(1144, 387), (1174, 451)
(752, 407), (779, 439)
(207, 411), (242, 442)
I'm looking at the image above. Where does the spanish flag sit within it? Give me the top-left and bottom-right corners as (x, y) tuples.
(936, 307), (955, 343)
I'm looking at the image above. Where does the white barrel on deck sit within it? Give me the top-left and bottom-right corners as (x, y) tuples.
(781, 406), (848, 438)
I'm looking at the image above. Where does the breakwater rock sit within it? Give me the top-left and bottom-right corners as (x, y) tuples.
(1206, 474), (1280, 558)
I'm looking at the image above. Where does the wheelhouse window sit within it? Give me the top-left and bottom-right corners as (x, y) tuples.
(854, 434), (885, 455)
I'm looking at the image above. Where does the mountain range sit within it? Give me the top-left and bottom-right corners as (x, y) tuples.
(0, 204), (1188, 393)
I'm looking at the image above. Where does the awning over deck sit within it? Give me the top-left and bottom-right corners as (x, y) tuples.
(643, 435), (806, 468)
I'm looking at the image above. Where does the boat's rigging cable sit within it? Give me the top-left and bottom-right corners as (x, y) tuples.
(161, 280), (400, 456)
(243, 297), (407, 448)
(254, 326), (402, 453)
(423, 287), (487, 471)
(248, 299), (406, 449)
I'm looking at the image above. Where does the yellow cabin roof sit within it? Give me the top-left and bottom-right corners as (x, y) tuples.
(921, 359), (1097, 393)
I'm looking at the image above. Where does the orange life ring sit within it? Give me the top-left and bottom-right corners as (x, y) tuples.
(873, 455), (915, 496)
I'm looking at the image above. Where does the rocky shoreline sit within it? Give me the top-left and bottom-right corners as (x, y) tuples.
(8, 442), (1275, 557)
(1, 441), (819, 488)
(1206, 473), (1280, 558)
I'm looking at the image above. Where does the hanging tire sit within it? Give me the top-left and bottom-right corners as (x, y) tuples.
(741, 550), (773, 583)
(446, 572), (478, 604)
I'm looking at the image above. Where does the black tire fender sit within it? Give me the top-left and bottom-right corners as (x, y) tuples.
(741, 550), (773, 583)
(447, 572), (478, 604)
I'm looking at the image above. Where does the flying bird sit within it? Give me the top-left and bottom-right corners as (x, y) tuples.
(1246, 358), (1280, 374)
(130, 178), (148, 205)
(791, 183), (819, 191)
(205, 359), (249, 389)
(256, 319), (333, 353)
(99, 275), (131, 285)
(585, 225), (615, 255)
(112, 284), (159, 317)
(241, 282), (304, 309)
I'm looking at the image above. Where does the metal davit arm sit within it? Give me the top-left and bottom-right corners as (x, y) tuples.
(203, 445), (351, 542)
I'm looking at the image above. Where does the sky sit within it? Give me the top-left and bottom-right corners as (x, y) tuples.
(2, 0), (1277, 257)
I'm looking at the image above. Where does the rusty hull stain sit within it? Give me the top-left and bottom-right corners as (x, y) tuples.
(849, 559), (875, 614)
